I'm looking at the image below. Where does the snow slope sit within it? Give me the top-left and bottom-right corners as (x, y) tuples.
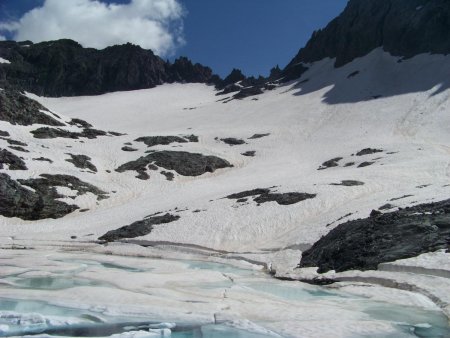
(1, 48), (450, 336)
(1, 49), (447, 252)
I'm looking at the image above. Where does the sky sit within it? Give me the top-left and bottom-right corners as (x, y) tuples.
(0, 0), (348, 77)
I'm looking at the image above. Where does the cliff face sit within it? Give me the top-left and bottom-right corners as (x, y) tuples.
(0, 39), (217, 97)
(284, 0), (450, 77)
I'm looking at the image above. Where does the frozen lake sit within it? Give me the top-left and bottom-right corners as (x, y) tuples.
(0, 248), (448, 338)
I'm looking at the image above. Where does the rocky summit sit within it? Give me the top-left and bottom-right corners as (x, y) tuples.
(283, 0), (450, 79)
(0, 40), (219, 97)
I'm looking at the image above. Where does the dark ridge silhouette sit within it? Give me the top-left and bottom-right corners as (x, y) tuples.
(279, 0), (450, 103)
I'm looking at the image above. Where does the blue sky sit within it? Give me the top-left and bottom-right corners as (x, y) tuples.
(0, 0), (348, 77)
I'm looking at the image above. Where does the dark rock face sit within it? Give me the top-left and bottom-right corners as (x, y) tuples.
(248, 133), (270, 139)
(68, 118), (93, 128)
(8, 146), (28, 153)
(4, 138), (27, 146)
(168, 57), (215, 84)
(160, 171), (174, 181)
(216, 83), (242, 96)
(98, 213), (180, 242)
(379, 203), (395, 210)
(66, 154), (97, 172)
(227, 188), (316, 206)
(19, 174), (108, 202)
(0, 89), (64, 126)
(31, 127), (108, 139)
(116, 151), (232, 179)
(0, 173), (80, 220)
(358, 161), (375, 168)
(183, 134), (199, 142)
(135, 135), (191, 147)
(220, 138), (246, 146)
(0, 148), (27, 170)
(0, 130), (10, 137)
(0, 40), (219, 97)
(318, 157), (343, 170)
(33, 157), (53, 163)
(254, 192), (316, 205)
(121, 146), (138, 152)
(285, 0), (450, 74)
(227, 189), (271, 200)
(216, 69), (246, 90)
(241, 151), (256, 157)
(356, 148), (383, 156)
(299, 198), (450, 273)
(232, 86), (264, 100)
(331, 180), (365, 186)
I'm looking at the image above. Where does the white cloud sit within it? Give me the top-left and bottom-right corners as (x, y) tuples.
(0, 0), (185, 56)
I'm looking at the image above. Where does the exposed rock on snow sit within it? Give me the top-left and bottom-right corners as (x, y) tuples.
(378, 203), (395, 210)
(66, 154), (98, 172)
(121, 146), (138, 152)
(116, 151), (232, 179)
(0, 90), (64, 126)
(227, 189), (271, 200)
(160, 171), (174, 181)
(2, 138), (27, 146)
(0, 173), (78, 220)
(227, 188), (316, 206)
(0, 148), (27, 170)
(331, 180), (365, 186)
(0, 130), (9, 137)
(99, 213), (180, 242)
(232, 86), (264, 100)
(220, 138), (246, 146)
(241, 151), (256, 157)
(318, 157), (343, 170)
(31, 127), (108, 139)
(32, 157), (53, 163)
(68, 118), (93, 128)
(248, 133), (270, 139)
(356, 148), (383, 156)
(254, 192), (316, 205)
(358, 161), (375, 168)
(19, 174), (108, 202)
(8, 145), (28, 153)
(135, 135), (196, 147)
(300, 198), (450, 273)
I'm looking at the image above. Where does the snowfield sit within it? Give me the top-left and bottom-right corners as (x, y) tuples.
(1, 49), (450, 337)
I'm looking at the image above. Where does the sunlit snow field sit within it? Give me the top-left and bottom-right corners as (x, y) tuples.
(1, 50), (450, 337)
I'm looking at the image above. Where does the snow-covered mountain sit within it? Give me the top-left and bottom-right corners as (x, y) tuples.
(1, 0), (450, 337)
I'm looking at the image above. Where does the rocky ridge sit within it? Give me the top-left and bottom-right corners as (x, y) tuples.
(282, 0), (450, 79)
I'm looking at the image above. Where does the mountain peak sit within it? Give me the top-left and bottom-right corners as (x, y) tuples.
(0, 39), (219, 97)
(283, 0), (450, 78)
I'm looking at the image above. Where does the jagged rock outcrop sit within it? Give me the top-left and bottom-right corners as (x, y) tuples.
(299, 198), (450, 273)
(31, 127), (109, 139)
(0, 40), (219, 97)
(0, 89), (64, 126)
(18, 174), (109, 202)
(0, 148), (27, 170)
(99, 213), (180, 242)
(283, 0), (450, 79)
(66, 154), (98, 172)
(116, 151), (232, 179)
(0, 173), (105, 220)
(227, 188), (316, 206)
(0, 173), (78, 220)
(135, 135), (197, 147)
